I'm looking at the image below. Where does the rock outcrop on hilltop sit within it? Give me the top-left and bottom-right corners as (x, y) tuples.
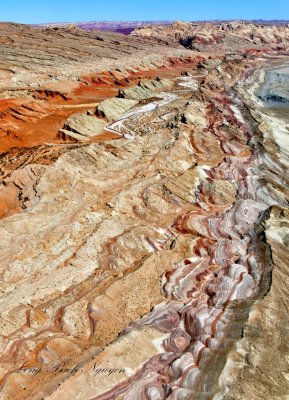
(133, 21), (289, 53)
(0, 21), (289, 400)
(59, 113), (106, 142)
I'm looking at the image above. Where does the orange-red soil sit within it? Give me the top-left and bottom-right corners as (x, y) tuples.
(0, 57), (203, 154)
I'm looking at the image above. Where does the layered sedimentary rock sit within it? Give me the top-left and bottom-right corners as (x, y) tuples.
(117, 78), (173, 100)
(0, 22), (182, 95)
(214, 65), (289, 400)
(133, 21), (289, 53)
(256, 65), (289, 104)
(97, 98), (138, 121)
(0, 21), (289, 400)
(0, 23), (194, 152)
(59, 113), (106, 142)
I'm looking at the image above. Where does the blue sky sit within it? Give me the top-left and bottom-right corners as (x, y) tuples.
(1, 0), (289, 24)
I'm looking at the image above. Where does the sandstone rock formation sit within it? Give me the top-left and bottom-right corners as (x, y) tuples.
(117, 78), (173, 100)
(133, 21), (289, 53)
(59, 113), (106, 142)
(97, 98), (138, 121)
(0, 22), (193, 152)
(0, 21), (288, 400)
(256, 66), (289, 104)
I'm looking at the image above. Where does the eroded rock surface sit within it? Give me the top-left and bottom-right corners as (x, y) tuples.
(133, 20), (289, 53)
(256, 66), (289, 104)
(59, 113), (106, 142)
(0, 21), (289, 400)
(0, 23), (195, 152)
(117, 78), (173, 100)
(97, 98), (138, 121)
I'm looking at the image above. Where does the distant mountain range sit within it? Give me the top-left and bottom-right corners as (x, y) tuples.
(34, 21), (174, 35)
(34, 20), (289, 35)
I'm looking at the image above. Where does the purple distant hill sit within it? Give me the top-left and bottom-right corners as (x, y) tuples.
(34, 21), (174, 35)
(34, 20), (289, 35)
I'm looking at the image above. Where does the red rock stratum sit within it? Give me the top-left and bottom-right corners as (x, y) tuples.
(0, 21), (288, 400)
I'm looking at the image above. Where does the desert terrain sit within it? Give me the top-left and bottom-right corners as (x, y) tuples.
(0, 21), (288, 399)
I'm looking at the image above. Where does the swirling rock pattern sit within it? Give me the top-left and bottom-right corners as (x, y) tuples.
(0, 22), (289, 400)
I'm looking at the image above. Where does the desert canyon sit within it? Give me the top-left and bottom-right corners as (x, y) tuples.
(0, 20), (288, 399)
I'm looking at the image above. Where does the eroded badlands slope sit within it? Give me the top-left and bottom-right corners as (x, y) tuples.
(0, 22), (288, 400)
(0, 22), (198, 219)
(133, 20), (289, 53)
(0, 23), (194, 152)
